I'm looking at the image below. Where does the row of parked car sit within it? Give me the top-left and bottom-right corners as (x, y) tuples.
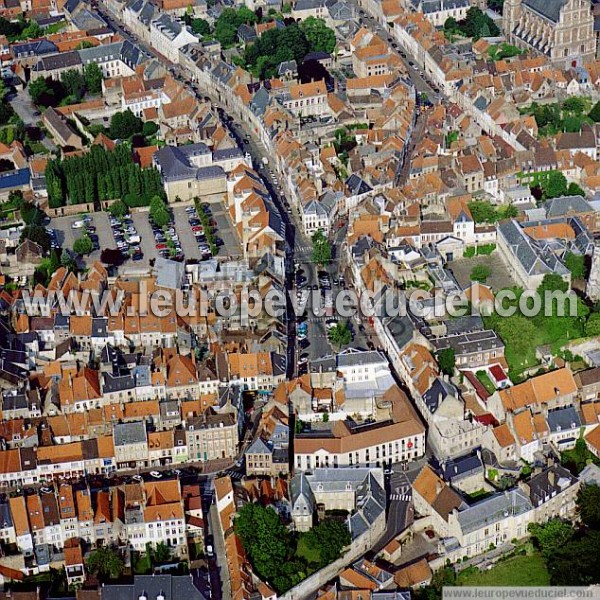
(153, 212), (184, 262)
(187, 203), (223, 260)
(109, 215), (143, 262)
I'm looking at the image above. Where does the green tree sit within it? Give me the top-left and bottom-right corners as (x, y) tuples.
(192, 17), (211, 35)
(142, 120), (159, 138)
(152, 542), (172, 564)
(564, 252), (586, 280)
(60, 248), (78, 272)
(109, 109), (143, 139)
(28, 77), (54, 107)
(563, 97), (587, 114)
(537, 273), (569, 296)
(20, 224), (50, 253)
(548, 530), (600, 585)
(436, 347), (455, 376)
(73, 234), (93, 255)
(567, 182), (586, 197)
(543, 171), (568, 199)
(528, 519), (575, 559)
(577, 484), (600, 529)
(503, 203), (519, 218)
(86, 547), (125, 581)
(329, 321), (352, 347)
(467, 200), (498, 223)
(214, 7), (257, 47)
(60, 69), (85, 100)
(470, 264), (491, 282)
(149, 195), (170, 227)
(299, 519), (350, 566)
(300, 17), (336, 53)
(109, 200), (128, 218)
(589, 101), (600, 122)
(20, 201), (45, 226)
(585, 312), (600, 337)
(234, 503), (290, 587)
(311, 230), (331, 265)
(84, 62), (104, 95)
(77, 40), (96, 49)
(21, 20), (42, 40)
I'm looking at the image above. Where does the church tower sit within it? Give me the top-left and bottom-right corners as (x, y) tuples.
(502, 0), (522, 41)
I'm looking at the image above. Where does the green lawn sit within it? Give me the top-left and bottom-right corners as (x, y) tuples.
(458, 553), (550, 586)
(476, 371), (496, 394)
(296, 536), (321, 565)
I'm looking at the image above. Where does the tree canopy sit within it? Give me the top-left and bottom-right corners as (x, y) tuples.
(329, 321), (352, 347)
(214, 7), (258, 47)
(108, 110), (143, 140)
(243, 20), (336, 79)
(564, 252), (586, 280)
(311, 230), (331, 266)
(73, 234), (93, 255)
(436, 348), (455, 376)
(149, 195), (171, 227)
(86, 547), (125, 582)
(234, 503), (349, 593)
(578, 484), (600, 529)
(444, 7), (500, 39)
(21, 225), (50, 253)
(470, 264), (491, 283)
(45, 144), (164, 208)
(300, 17), (336, 53)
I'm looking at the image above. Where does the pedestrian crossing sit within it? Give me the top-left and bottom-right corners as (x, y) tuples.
(390, 493), (412, 502)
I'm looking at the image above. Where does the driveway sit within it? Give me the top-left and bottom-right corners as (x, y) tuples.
(130, 212), (154, 268)
(7, 88), (56, 152)
(211, 204), (242, 260)
(172, 206), (202, 261)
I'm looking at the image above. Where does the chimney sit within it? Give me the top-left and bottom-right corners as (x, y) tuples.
(436, 480), (443, 494)
(548, 469), (555, 487)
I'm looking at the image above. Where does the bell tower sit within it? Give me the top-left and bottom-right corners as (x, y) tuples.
(502, 0), (522, 42)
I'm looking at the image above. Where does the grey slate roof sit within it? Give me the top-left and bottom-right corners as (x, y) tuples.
(497, 219), (570, 278)
(155, 256), (185, 289)
(101, 575), (207, 600)
(523, 0), (567, 23)
(457, 489), (532, 534)
(544, 195), (595, 218)
(34, 51), (81, 72)
(78, 40), (148, 70)
(547, 405), (582, 433)
(113, 421), (146, 446)
(423, 377), (459, 414)
(246, 436), (272, 455)
(442, 452), (483, 481)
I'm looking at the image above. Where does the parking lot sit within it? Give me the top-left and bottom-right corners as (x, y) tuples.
(50, 212), (112, 266)
(48, 198), (244, 273)
(211, 205), (242, 260)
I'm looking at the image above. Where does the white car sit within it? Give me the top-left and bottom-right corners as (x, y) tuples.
(71, 220), (85, 229)
(149, 471), (162, 479)
(126, 235), (141, 244)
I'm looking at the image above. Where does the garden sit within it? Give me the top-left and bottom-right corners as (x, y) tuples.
(234, 503), (350, 593)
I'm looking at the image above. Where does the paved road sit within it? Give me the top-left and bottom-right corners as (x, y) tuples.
(172, 206), (202, 261)
(352, 8), (440, 100)
(7, 88), (56, 152)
